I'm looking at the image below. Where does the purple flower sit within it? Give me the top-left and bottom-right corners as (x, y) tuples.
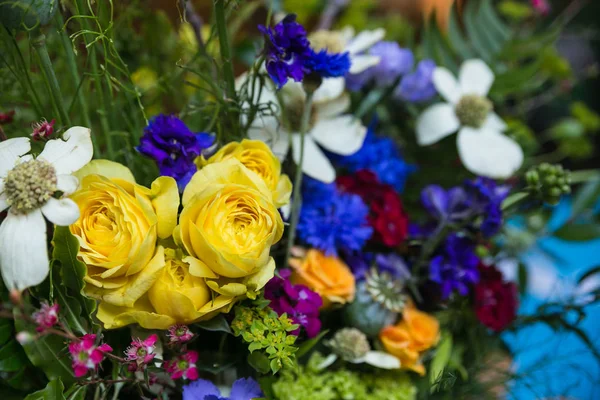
(264, 269), (322, 338)
(137, 115), (214, 190)
(420, 185), (471, 223)
(430, 234), (480, 299)
(465, 178), (510, 237)
(369, 42), (414, 87)
(395, 59), (437, 103)
(345, 252), (411, 281)
(259, 14), (312, 89)
(183, 377), (263, 400)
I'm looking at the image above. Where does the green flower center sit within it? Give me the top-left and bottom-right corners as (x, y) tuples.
(137, 348), (147, 357)
(455, 94), (492, 128)
(177, 360), (188, 370)
(4, 159), (57, 214)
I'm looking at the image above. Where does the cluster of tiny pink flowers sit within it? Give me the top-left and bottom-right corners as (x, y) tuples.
(32, 302), (59, 332)
(125, 334), (158, 371)
(165, 350), (199, 381)
(167, 324), (194, 344)
(68, 334), (113, 378)
(31, 119), (55, 141)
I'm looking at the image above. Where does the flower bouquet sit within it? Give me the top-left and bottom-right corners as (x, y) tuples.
(0, 0), (599, 399)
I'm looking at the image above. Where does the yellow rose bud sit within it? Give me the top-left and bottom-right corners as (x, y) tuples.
(289, 248), (356, 309)
(70, 160), (179, 308)
(197, 139), (292, 208)
(178, 158), (283, 278)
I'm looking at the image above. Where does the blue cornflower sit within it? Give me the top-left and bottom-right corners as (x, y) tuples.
(137, 114), (214, 190)
(298, 178), (372, 256)
(395, 59), (437, 103)
(430, 234), (480, 299)
(183, 377), (262, 400)
(330, 128), (416, 192)
(305, 49), (351, 79)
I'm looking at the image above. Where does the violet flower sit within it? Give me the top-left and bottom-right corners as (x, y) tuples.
(420, 184), (471, 223)
(395, 59), (437, 103)
(465, 177), (510, 237)
(183, 377), (263, 400)
(430, 234), (480, 299)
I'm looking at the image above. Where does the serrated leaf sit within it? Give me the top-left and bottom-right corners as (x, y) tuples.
(54, 278), (87, 335)
(194, 315), (232, 334)
(296, 329), (329, 358)
(23, 378), (65, 400)
(553, 224), (600, 242)
(430, 333), (453, 387)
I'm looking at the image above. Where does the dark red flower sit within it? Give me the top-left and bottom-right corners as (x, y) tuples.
(0, 110), (15, 124)
(474, 264), (518, 332)
(337, 169), (408, 247)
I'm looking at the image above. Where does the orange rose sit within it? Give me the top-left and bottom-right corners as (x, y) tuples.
(289, 248), (355, 309)
(380, 304), (440, 375)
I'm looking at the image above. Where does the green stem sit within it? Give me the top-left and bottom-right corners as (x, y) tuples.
(285, 92), (314, 266)
(5, 31), (44, 116)
(31, 32), (71, 126)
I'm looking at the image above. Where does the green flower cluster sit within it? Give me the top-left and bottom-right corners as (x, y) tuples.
(272, 353), (416, 400)
(525, 163), (571, 205)
(231, 304), (299, 374)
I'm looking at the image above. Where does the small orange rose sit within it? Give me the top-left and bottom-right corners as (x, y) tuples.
(289, 248), (355, 309)
(403, 305), (441, 351)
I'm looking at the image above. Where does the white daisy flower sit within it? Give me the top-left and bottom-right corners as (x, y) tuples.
(416, 59), (524, 179)
(0, 127), (93, 291)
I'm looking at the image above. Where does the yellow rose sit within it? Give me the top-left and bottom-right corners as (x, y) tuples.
(289, 248), (356, 309)
(70, 160), (179, 308)
(380, 305), (440, 376)
(96, 247), (244, 329)
(197, 139), (292, 208)
(177, 158), (283, 279)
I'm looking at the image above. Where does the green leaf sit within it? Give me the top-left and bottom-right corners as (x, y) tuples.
(0, 0), (58, 30)
(463, 1), (493, 61)
(194, 315), (232, 334)
(296, 329), (329, 358)
(518, 262), (528, 296)
(429, 333), (453, 388)
(501, 192), (530, 211)
(571, 180), (600, 219)
(447, 8), (475, 60)
(553, 224), (600, 242)
(63, 385), (86, 400)
(247, 351), (270, 375)
(24, 378), (65, 400)
(0, 339), (30, 372)
(54, 280), (87, 335)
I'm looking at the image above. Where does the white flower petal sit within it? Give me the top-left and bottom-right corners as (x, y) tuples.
(0, 210), (49, 291)
(0, 192), (8, 213)
(0, 137), (30, 178)
(313, 77), (345, 105)
(291, 134), (336, 183)
(416, 103), (461, 145)
(482, 112), (507, 132)
(339, 26), (356, 44)
(56, 174), (79, 195)
(364, 351), (401, 369)
(310, 115), (367, 156)
(459, 59), (494, 97)
(248, 120), (290, 161)
(433, 67), (461, 104)
(346, 28), (385, 55)
(316, 93), (350, 119)
(38, 126), (93, 175)
(316, 354), (339, 371)
(457, 127), (524, 179)
(41, 197), (80, 226)
(349, 54), (381, 74)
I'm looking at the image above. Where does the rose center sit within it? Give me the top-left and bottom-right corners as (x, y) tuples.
(455, 94), (492, 128)
(308, 30), (345, 54)
(4, 159), (57, 214)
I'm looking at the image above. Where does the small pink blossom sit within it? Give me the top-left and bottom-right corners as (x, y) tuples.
(68, 334), (112, 378)
(32, 302), (59, 332)
(167, 324), (194, 343)
(165, 351), (199, 380)
(125, 334), (158, 370)
(31, 119), (55, 141)
(531, 0), (550, 15)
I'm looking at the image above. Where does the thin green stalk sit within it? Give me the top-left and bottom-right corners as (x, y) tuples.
(32, 32), (71, 126)
(285, 92), (314, 266)
(5, 32), (44, 116)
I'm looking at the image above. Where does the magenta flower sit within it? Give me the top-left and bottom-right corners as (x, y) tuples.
(531, 0), (550, 15)
(31, 119), (55, 141)
(165, 351), (199, 380)
(68, 334), (112, 378)
(167, 324), (194, 344)
(32, 302), (59, 332)
(125, 334), (158, 370)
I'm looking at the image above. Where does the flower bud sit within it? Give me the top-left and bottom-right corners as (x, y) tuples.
(526, 163), (571, 205)
(16, 331), (34, 345)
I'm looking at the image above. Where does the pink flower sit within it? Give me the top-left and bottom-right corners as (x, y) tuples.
(32, 302), (59, 332)
(125, 334), (158, 370)
(531, 0), (550, 15)
(167, 324), (194, 344)
(31, 119), (55, 141)
(165, 351), (199, 380)
(68, 334), (113, 378)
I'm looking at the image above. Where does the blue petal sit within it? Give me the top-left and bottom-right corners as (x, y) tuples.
(183, 379), (221, 400)
(229, 377), (264, 400)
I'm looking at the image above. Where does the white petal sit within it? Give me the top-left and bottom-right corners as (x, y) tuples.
(41, 197), (80, 226)
(346, 28), (385, 55)
(433, 67), (461, 104)
(364, 351), (401, 369)
(0, 137), (30, 178)
(457, 127), (524, 179)
(279, 203), (291, 221)
(416, 103), (461, 145)
(313, 77), (345, 105)
(316, 354), (338, 371)
(248, 120), (290, 161)
(459, 59), (494, 97)
(0, 192), (8, 213)
(38, 126), (93, 175)
(291, 134), (336, 183)
(482, 112), (507, 132)
(316, 93), (350, 119)
(56, 174), (79, 195)
(349, 54), (381, 74)
(310, 115), (367, 156)
(0, 210), (49, 291)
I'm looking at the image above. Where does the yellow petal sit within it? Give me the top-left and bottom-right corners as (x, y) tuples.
(206, 280), (248, 297)
(244, 257), (276, 292)
(74, 159), (136, 183)
(184, 256), (219, 279)
(97, 295), (176, 330)
(149, 176), (180, 239)
(275, 173), (293, 208)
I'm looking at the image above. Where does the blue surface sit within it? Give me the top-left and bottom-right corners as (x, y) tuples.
(504, 200), (600, 399)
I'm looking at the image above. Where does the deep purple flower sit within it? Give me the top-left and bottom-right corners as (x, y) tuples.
(465, 178), (510, 237)
(430, 234), (480, 299)
(344, 252), (411, 281)
(264, 269), (322, 338)
(420, 184), (471, 223)
(183, 377), (263, 400)
(395, 59), (437, 103)
(305, 49), (351, 78)
(137, 115), (214, 190)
